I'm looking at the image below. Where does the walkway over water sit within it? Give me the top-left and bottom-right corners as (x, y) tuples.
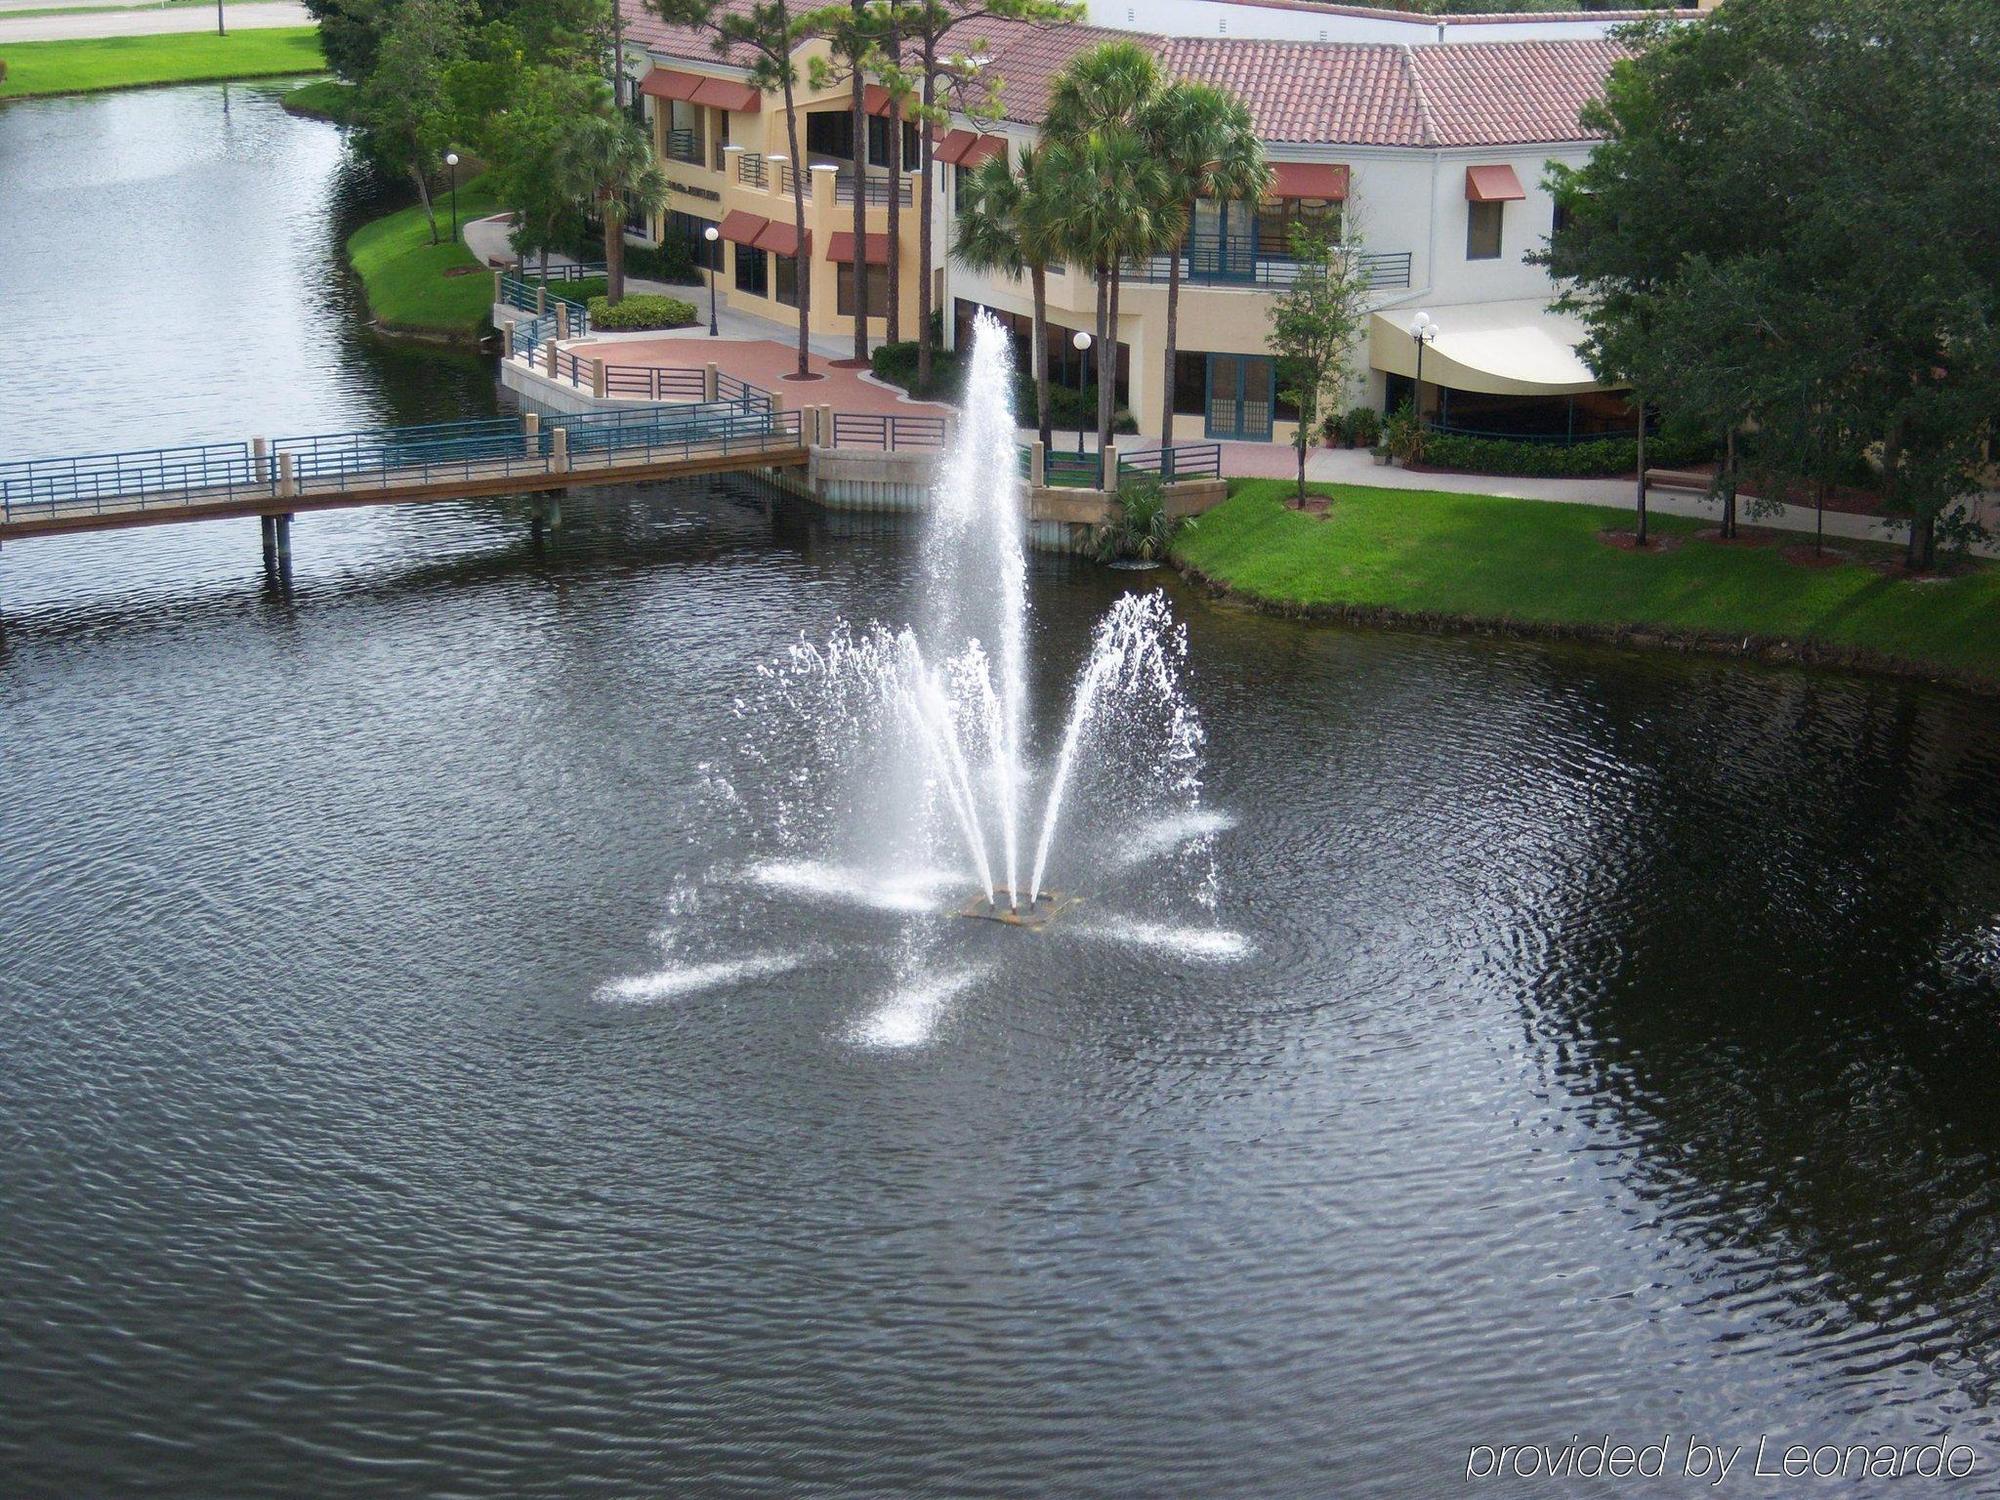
(0, 398), (806, 544)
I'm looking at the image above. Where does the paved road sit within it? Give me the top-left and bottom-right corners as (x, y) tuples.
(0, 0), (308, 43)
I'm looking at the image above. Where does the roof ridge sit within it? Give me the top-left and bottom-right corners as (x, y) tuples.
(1399, 43), (1440, 150)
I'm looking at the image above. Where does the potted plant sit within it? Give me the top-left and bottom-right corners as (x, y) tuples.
(1383, 399), (1425, 467)
(1346, 404), (1382, 451)
(1091, 473), (1189, 569)
(1321, 411), (1348, 449)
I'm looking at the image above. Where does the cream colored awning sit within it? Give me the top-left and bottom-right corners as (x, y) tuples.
(1370, 300), (1609, 396)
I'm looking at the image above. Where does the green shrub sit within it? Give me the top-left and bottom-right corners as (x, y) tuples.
(1345, 405), (1382, 448)
(1383, 399), (1426, 463)
(587, 294), (696, 331)
(1419, 429), (1715, 478)
(869, 339), (1137, 432)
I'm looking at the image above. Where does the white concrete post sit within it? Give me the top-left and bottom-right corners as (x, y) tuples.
(252, 437), (269, 487)
(591, 358), (607, 400)
(492, 269), (504, 305)
(1101, 443), (1118, 492)
(820, 404), (835, 447)
(556, 303), (571, 341)
(277, 452), (296, 499)
(1029, 440), (1045, 488)
(704, 362), (720, 403)
(523, 411), (540, 458)
(545, 338), (558, 378)
(536, 285), (548, 315)
(502, 322), (516, 359)
(551, 426), (570, 474)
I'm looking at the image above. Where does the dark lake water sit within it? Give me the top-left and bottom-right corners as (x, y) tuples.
(5, 85), (2000, 1498)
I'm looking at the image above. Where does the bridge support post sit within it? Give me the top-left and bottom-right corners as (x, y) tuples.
(530, 493), (562, 541)
(704, 362), (719, 403)
(277, 452), (296, 500)
(1029, 440), (1045, 488)
(550, 427), (570, 475)
(591, 358), (607, 400)
(523, 411), (540, 458)
(260, 514), (276, 568)
(273, 513), (292, 567)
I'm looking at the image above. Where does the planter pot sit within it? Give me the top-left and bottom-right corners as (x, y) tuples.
(1372, 451), (1392, 467)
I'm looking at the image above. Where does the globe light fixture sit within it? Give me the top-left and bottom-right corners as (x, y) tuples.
(704, 225), (721, 337)
(1408, 312), (1438, 419)
(1071, 330), (1094, 457)
(444, 151), (461, 239)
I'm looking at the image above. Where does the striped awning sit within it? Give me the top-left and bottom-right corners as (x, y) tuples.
(638, 68), (704, 101)
(1271, 162), (1349, 200)
(825, 231), (890, 265)
(691, 77), (760, 111)
(718, 210), (769, 246)
(753, 219), (808, 257)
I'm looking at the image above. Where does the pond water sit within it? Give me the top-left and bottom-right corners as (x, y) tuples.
(4, 85), (2000, 1498)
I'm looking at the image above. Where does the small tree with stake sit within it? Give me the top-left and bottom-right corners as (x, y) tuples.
(1266, 225), (1371, 510)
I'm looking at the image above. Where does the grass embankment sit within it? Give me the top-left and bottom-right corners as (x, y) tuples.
(1173, 480), (2000, 685)
(279, 76), (358, 123)
(345, 175), (503, 342)
(0, 28), (324, 99)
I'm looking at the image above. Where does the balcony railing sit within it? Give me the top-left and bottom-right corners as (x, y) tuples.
(665, 129), (704, 166)
(1123, 233), (1413, 291)
(736, 153), (767, 189)
(833, 173), (915, 207)
(775, 162), (812, 201)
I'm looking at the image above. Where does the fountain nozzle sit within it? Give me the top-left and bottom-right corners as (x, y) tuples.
(957, 888), (1076, 931)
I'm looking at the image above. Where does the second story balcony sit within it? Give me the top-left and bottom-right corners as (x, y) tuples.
(1123, 231), (1412, 291)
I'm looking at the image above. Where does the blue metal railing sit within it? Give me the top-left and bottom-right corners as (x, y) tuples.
(1119, 442), (1221, 481)
(832, 412), (946, 449)
(498, 275), (591, 337)
(1123, 236), (1413, 291)
(1, 402), (803, 527)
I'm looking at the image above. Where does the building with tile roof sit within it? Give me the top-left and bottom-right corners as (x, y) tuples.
(607, 0), (1655, 443)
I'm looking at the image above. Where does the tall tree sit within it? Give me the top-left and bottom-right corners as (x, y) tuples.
(1044, 42), (1179, 454)
(656, 0), (821, 377)
(808, 0), (885, 362)
(893, 0), (1078, 392)
(492, 64), (601, 281)
(953, 143), (1062, 451)
(1266, 226), (1372, 508)
(1139, 79), (1270, 443)
(554, 107), (670, 303)
(356, 0), (475, 244)
(1545, 0), (2000, 568)
(872, 14), (918, 344)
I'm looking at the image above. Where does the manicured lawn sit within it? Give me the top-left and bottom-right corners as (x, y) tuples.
(345, 176), (504, 340)
(279, 76), (358, 123)
(1174, 480), (2000, 682)
(0, 28), (324, 99)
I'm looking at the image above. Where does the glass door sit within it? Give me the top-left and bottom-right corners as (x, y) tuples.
(1205, 354), (1275, 441)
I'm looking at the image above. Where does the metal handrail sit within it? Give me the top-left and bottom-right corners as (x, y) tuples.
(666, 129), (703, 165)
(1121, 239), (1413, 291)
(830, 412), (945, 450)
(774, 162), (812, 201)
(834, 173), (914, 208)
(736, 154), (767, 189)
(1118, 442), (1222, 481)
(498, 276), (592, 337)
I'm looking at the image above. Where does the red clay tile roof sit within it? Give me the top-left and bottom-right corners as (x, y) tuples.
(617, 0), (1623, 149)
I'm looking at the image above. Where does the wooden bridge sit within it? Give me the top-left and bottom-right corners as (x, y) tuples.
(0, 397), (808, 554)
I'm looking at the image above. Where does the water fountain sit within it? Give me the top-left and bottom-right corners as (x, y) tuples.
(747, 313), (1210, 929)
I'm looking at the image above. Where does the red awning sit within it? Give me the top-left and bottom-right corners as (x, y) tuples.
(1465, 164), (1527, 202)
(959, 134), (1009, 169)
(863, 83), (901, 117)
(691, 77), (760, 112)
(825, 230), (891, 265)
(753, 219), (808, 257)
(638, 67), (704, 102)
(933, 128), (978, 165)
(1271, 162), (1349, 200)
(718, 210), (770, 246)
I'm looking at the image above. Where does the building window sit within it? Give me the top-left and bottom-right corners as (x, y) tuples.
(666, 211), (720, 269)
(954, 164), (977, 216)
(1552, 196), (1573, 238)
(1254, 197), (1341, 258)
(806, 110), (853, 161)
(774, 254), (800, 308)
(734, 245), (768, 296)
(1467, 200), (1504, 260)
(867, 115), (917, 170)
(837, 262), (890, 318)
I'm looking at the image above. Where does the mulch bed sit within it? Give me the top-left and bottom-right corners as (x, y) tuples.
(1781, 544), (1853, 569)
(1694, 527), (1773, 548)
(1598, 529), (1685, 553)
(1286, 496), (1331, 516)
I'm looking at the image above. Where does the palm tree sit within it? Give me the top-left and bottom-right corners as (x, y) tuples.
(1141, 81), (1270, 442)
(954, 144), (1064, 452)
(1043, 130), (1177, 458)
(554, 109), (669, 306)
(1043, 42), (1181, 456)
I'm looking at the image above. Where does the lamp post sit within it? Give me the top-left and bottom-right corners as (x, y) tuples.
(703, 225), (721, 337)
(445, 152), (460, 239)
(1072, 329), (1093, 456)
(1408, 311), (1437, 423)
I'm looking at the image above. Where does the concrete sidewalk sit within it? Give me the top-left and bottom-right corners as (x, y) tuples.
(0, 0), (307, 42)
